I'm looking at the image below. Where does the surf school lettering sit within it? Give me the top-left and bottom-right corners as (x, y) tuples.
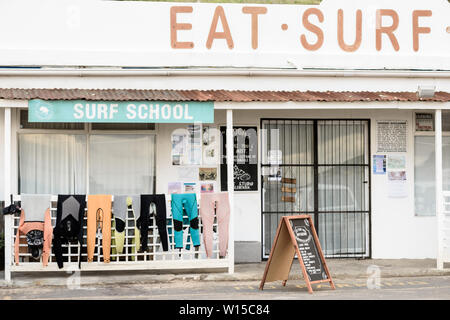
(73, 103), (194, 121)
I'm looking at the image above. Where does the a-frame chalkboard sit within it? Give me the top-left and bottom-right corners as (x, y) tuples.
(259, 215), (335, 294)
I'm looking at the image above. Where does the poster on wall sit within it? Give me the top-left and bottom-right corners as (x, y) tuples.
(171, 125), (202, 166)
(415, 113), (434, 132)
(187, 125), (202, 165)
(168, 182), (182, 194)
(377, 120), (407, 153)
(201, 182), (215, 193)
(387, 155), (406, 170)
(220, 126), (258, 191)
(183, 182), (197, 193)
(171, 133), (186, 165)
(202, 125), (220, 165)
(199, 167), (217, 181)
(373, 155), (386, 175)
(387, 171), (408, 198)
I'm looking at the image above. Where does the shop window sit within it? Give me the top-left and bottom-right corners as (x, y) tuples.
(19, 134), (87, 194)
(414, 136), (450, 216)
(19, 134), (156, 195)
(91, 123), (155, 130)
(20, 110), (84, 130)
(89, 134), (155, 194)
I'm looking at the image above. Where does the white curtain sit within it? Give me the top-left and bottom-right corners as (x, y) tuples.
(89, 134), (155, 195)
(19, 134), (87, 194)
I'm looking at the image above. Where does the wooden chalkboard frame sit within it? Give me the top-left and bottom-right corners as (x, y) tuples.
(259, 215), (335, 294)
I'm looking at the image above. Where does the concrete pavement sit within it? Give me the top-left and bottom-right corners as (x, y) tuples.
(2, 276), (450, 300)
(1, 259), (449, 288)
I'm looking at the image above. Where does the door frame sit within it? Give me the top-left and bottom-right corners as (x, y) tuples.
(260, 118), (372, 260)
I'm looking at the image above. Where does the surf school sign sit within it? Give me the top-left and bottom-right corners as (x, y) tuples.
(28, 99), (214, 123)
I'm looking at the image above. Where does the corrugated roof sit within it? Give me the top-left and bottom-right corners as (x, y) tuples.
(0, 88), (449, 102)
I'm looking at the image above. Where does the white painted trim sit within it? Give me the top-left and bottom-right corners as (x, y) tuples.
(214, 101), (449, 110)
(0, 68), (449, 79)
(10, 259), (230, 272)
(0, 100), (28, 108)
(226, 109), (234, 274)
(3, 107), (12, 283)
(436, 109), (444, 270)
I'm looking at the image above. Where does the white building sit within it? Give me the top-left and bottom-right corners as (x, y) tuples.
(1, 0), (450, 280)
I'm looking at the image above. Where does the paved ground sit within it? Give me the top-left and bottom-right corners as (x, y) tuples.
(1, 259), (450, 301)
(2, 259), (450, 288)
(1, 276), (449, 300)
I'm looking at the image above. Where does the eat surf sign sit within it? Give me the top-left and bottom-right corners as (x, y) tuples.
(0, 0), (448, 70)
(28, 99), (214, 123)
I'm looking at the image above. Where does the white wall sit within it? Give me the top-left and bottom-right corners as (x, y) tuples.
(0, 0), (448, 70)
(154, 112), (262, 243)
(0, 74), (448, 93)
(0, 103), (439, 258)
(190, 107), (435, 259)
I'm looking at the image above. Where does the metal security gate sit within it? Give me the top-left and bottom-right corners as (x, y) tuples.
(261, 119), (371, 259)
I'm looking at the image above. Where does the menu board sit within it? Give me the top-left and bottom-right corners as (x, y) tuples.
(290, 218), (328, 282)
(220, 126), (258, 191)
(259, 215), (334, 293)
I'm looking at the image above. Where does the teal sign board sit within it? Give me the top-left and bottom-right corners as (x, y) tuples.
(28, 99), (214, 123)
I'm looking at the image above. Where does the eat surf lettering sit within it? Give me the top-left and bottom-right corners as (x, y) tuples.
(170, 5), (433, 52)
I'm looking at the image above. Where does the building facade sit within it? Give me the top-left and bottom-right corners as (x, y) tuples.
(1, 0), (450, 278)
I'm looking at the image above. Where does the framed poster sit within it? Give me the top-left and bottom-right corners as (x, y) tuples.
(415, 113), (433, 132)
(376, 120), (407, 153)
(202, 125), (220, 165)
(220, 126), (258, 191)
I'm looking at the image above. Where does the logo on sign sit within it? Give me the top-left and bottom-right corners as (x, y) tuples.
(294, 226), (312, 244)
(33, 101), (55, 121)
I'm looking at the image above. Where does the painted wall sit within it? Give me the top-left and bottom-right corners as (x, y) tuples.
(0, 75), (448, 93)
(0, 71), (445, 259)
(152, 107), (437, 259)
(0, 0), (448, 70)
(0, 105), (439, 258)
(0, 108), (19, 203)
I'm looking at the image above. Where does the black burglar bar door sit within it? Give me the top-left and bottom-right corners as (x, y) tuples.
(261, 119), (371, 259)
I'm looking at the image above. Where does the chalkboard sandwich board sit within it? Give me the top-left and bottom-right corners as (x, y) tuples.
(259, 215), (335, 294)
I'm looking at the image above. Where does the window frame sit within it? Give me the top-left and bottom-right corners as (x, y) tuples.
(16, 108), (158, 195)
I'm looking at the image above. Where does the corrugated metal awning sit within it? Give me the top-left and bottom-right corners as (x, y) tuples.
(0, 88), (449, 102)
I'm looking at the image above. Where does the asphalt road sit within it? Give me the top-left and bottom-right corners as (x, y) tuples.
(1, 276), (450, 300)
